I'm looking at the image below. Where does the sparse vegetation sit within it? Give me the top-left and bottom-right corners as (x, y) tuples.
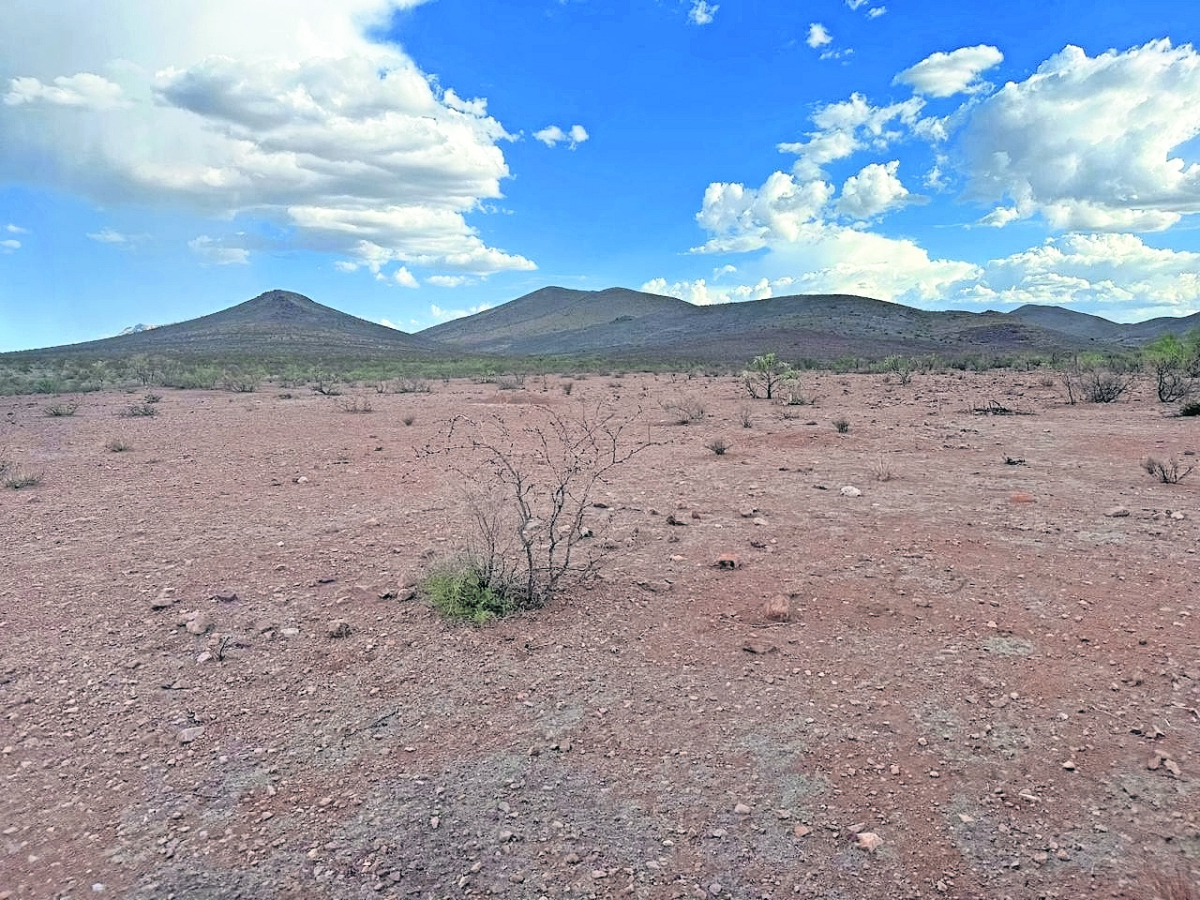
(1181, 400), (1200, 416)
(402, 414), (416, 426)
(420, 556), (516, 625)
(873, 453), (893, 481)
(661, 396), (706, 425)
(495, 374), (525, 391)
(143, 392), (162, 404)
(561, 380), (574, 396)
(0, 459), (42, 489)
(421, 402), (649, 615)
(105, 439), (132, 452)
(738, 405), (753, 428)
(883, 355), (914, 385)
(833, 418), (850, 434)
(340, 396), (373, 414)
(44, 401), (79, 417)
(743, 352), (796, 399)
(120, 402), (158, 418)
(312, 377), (342, 396)
(1144, 332), (1200, 403)
(1142, 456), (1194, 484)
(1063, 358), (1138, 404)
(705, 437), (731, 455)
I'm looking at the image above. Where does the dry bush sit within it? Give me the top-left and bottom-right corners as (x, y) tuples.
(421, 402), (650, 612)
(705, 437), (731, 456)
(1142, 456), (1194, 484)
(661, 396), (706, 425)
(340, 397), (373, 414)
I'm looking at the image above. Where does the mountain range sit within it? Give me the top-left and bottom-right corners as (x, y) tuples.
(9, 286), (1200, 364)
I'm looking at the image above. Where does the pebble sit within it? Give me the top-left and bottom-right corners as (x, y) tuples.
(185, 614), (214, 636)
(734, 802), (751, 815)
(177, 726), (205, 744)
(840, 485), (862, 497)
(764, 594), (791, 622)
(855, 832), (884, 852)
(716, 554), (741, 569)
(1103, 506), (1131, 518)
(326, 620), (351, 639)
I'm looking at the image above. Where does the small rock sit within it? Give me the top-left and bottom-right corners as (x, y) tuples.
(196, 651), (212, 664)
(1103, 506), (1130, 518)
(294, 475), (308, 484)
(326, 620), (351, 639)
(752, 517), (769, 526)
(150, 592), (176, 610)
(708, 883), (723, 896)
(764, 594), (791, 623)
(716, 554), (741, 569)
(1062, 760), (1077, 771)
(733, 802), (752, 815)
(280, 627), (300, 637)
(739, 508), (756, 518)
(177, 726), (205, 744)
(840, 485), (862, 497)
(185, 614), (214, 636)
(855, 832), (884, 852)
(742, 641), (776, 655)
(710, 828), (727, 838)
(564, 852), (580, 865)
(429, 816), (439, 829)
(211, 590), (239, 603)
(793, 824), (812, 837)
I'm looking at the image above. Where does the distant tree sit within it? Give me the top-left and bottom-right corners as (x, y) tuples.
(743, 352), (795, 399)
(1143, 333), (1198, 403)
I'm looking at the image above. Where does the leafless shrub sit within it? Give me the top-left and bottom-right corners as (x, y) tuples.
(45, 402), (79, 417)
(833, 418), (850, 434)
(873, 453), (893, 482)
(340, 397), (373, 414)
(421, 402), (650, 610)
(402, 414), (416, 426)
(661, 396), (706, 425)
(495, 374), (525, 391)
(738, 405), (753, 428)
(105, 439), (132, 452)
(705, 437), (731, 456)
(1142, 456), (1194, 484)
(561, 380), (574, 396)
(1, 459), (41, 489)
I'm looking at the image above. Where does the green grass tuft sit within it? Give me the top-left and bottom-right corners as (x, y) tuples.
(421, 558), (518, 625)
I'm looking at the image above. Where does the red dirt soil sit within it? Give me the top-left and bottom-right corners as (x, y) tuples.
(1, 371), (1197, 900)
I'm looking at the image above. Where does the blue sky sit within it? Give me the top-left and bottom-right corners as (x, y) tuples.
(3, 1), (1200, 352)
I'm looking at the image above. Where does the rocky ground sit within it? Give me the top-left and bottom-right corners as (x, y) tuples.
(1, 370), (1197, 900)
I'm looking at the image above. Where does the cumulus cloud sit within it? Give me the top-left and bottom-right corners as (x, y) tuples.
(0, 0), (534, 276)
(836, 160), (911, 220)
(956, 40), (1200, 233)
(806, 24), (832, 49)
(392, 266), (419, 287)
(866, 7), (886, 18)
(4, 72), (127, 109)
(687, 1), (718, 25)
(845, 0), (868, 8)
(778, 93), (924, 179)
(429, 301), (491, 321)
(641, 276), (779, 305)
(894, 45), (1003, 97)
(0, 239), (20, 253)
(188, 235), (250, 265)
(533, 124), (589, 148)
(5, 224), (28, 234)
(694, 172), (835, 253)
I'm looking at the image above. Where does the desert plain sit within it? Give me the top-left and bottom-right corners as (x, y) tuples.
(1, 369), (1197, 900)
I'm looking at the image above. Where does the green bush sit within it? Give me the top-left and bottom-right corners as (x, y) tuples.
(1180, 400), (1200, 417)
(421, 557), (518, 625)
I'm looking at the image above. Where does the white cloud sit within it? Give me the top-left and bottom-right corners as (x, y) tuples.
(641, 276), (779, 305)
(429, 301), (491, 321)
(4, 72), (126, 109)
(5, 224), (29, 234)
(380, 317), (400, 329)
(392, 266), (419, 288)
(688, 1), (718, 25)
(836, 160), (911, 220)
(806, 24), (832, 49)
(866, 7), (886, 19)
(533, 123), (589, 149)
(0, 0), (533, 276)
(188, 235), (250, 265)
(778, 93), (925, 178)
(87, 227), (128, 243)
(428, 275), (475, 288)
(694, 172), (835, 253)
(0, 239), (20, 252)
(958, 40), (1200, 232)
(894, 45), (1003, 98)
(845, 0), (868, 8)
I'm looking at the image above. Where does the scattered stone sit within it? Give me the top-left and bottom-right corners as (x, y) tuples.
(708, 883), (723, 896)
(177, 726), (205, 744)
(739, 508), (757, 518)
(326, 620), (352, 639)
(280, 627), (300, 637)
(742, 641), (777, 655)
(1103, 506), (1131, 518)
(710, 828), (727, 838)
(793, 825), (812, 837)
(150, 591), (176, 610)
(716, 554), (741, 569)
(1010, 492), (1035, 504)
(185, 614), (215, 636)
(957, 813), (975, 824)
(840, 485), (862, 498)
(666, 514), (687, 526)
(752, 517), (769, 526)
(210, 590), (239, 603)
(294, 475), (308, 484)
(764, 594), (791, 623)
(1062, 760), (1077, 771)
(855, 832), (884, 852)
(196, 651), (212, 664)
(733, 802), (752, 815)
